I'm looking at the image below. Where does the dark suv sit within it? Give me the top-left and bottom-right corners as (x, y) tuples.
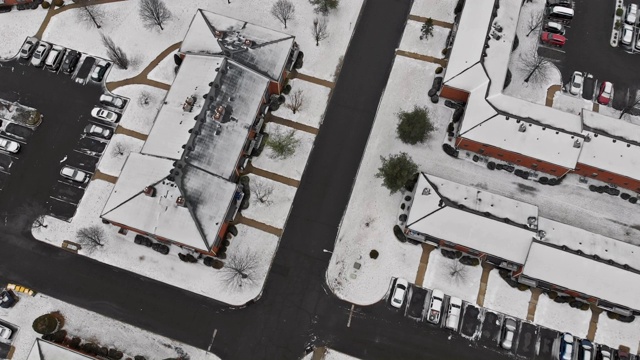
(0, 289), (16, 308)
(62, 50), (81, 75)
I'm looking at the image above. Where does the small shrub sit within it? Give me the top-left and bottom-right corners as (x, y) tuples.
(266, 128), (300, 159)
(51, 330), (67, 343)
(32, 313), (60, 335)
(212, 259), (224, 269)
(546, 291), (558, 299)
(69, 337), (81, 349)
(82, 343), (99, 356)
(369, 250), (379, 259)
(41, 1), (50, 8)
(393, 225), (407, 242)
(396, 106), (433, 145)
(282, 84), (292, 95)
(99, 347), (109, 357)
(617, 8), (624, 16)
(516, 284), (530, 291)
(435, 66), (443, 74)
(52, 0), (63, 6)
(580, 303), (590, 311)
(228, 224), (238, 236)
(108, 348), (124, 360)
(239, 176), (250, 186)
(615, 20), (622, 30)
(607, 311), (620, 320)
(135, 356), (147, 360)
(441, 48), (448, 55)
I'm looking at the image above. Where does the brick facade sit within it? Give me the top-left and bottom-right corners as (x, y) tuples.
(574, 162), (640, 193)
(441, 86), (470, 103)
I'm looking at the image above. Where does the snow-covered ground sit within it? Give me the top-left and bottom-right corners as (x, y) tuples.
(252, 122), (315, 181)
(241, 173), (297, 229)
(301, 348), (359, 360)
(97, 134), (144, 177)
(594, 315), (640, 354)
(503, 0), (562, 105)
(422, 250), (482, 304)
(0, 292), (218, 360)
(482, 270), (531, 319)
(272, 79), (331, 129)
(533, 293), (591, 338)
(41, 0), (363, 82)
(410, 0), (457, 23)
(552, 92), (594, 115)
(147, 51), (177, 85)
(33, 179), (279, 306)
(112, 84), (166, 135)
(0, 8), (48, 59)
(399, 20), (450, 59)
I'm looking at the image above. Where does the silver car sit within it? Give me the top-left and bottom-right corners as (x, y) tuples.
(84, 124), (112, 139)
(60, 166), (89, 183)
(30, 42), (51, 67)
(99, 94), (125, 109)
(91, 107), (118, 123)
(569, 71), (583, 96)
(0, 324), (11, 340)
(0, 138), (20, 153)
(19, 37), (38, 59)
(501, 318), (517, 350)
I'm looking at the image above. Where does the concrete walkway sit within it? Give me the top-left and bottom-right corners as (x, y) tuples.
(545, 84), (562, 107)
(586, 304), (602, 341)
(396, 49), (447, 67)
(414, 244), (435, 286)
(115, 126), (148, 141)
(526, 288), (543, 321)
(243, 163), (300, 187)
(408, 14), (454, 29)
(233, 213), (283, 237)
(266, 114), (318, 135)
(92, 170), (117, 184)
(291, 71), (335, 89)
(476, 262), (494, 307)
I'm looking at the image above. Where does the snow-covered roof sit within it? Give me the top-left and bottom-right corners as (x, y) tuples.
(523, 241), (640, 311)
(180, 9), (295, 81)
(483, 0), (520, 98)
(582, 109), (640, 144)
(488, 95), (583, 134)
(407, 173), (536, 264)
(28, 339), (94, 360)
(443, 62), (489, 93)
(538, 217), (640, 271)
(577, 131), (640, 181)
(461, 115), (583, 169)
(443, 0), (495, 84)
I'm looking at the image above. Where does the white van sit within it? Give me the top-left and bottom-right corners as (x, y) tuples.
(45, 45), (65, 71)
(445, 297), (463, 330)
(547, 6), (574, 22)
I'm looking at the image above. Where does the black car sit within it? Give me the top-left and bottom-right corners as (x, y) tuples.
(61, 50), (81, 74)
(0, 289), (16, 308)
(91, 62), (111, 82)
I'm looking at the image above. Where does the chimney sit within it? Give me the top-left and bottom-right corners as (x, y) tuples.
(214, 30), (224, 39)
(144, 186), (156, 197)
(244, 39), (253, 48)
(573, 139), (581, 148)
(214, 105), (225, 120)
(518, 123), (526, 132)
(176, 196), (186, 207)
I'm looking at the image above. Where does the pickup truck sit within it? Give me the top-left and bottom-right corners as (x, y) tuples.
(445, 296), (462, 330)
(427, 289), (445, 324)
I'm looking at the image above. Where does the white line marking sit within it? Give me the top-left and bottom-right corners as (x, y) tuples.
(207, 329), (218, 352)
(347, 304), (355, 327)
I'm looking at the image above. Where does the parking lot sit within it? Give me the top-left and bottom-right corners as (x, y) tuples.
(538, 0), (640, 110)
(0, 38), (124, 221)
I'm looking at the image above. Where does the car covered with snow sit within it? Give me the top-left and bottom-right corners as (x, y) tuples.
(569, 71), (583, 95)
(445, 296), (462, 330)
(84, 124), (112, 139)
(544, 21), (565, 35)
(91, 61), (111, 82)
(0, 324), (11, 340)
(60, 166), (89, 183)
(626, 3), (638, 25)
(621, 24), (634, 45)
(91, 107), (119, 123)
(390, 278), (408, 309)
(0, 137), (20, 154)
(0, 289), (16, 309)
(30, 41), (51, 67)
(598, 345), (612, 360)
(501, 317), (517, 350)
(19, 37), (38, 59)
(578, 339), (593, 360)
(99, 94), (125, 109)
(559, 332), (574, 360)
(426, 289), (444, 324)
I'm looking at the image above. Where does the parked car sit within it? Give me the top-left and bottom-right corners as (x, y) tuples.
(426, 289), (444, 324)
(560, 332), (575, 360)
(91, 61), (111, 82)
(91, 107), (118, 122)
(0, 137), (20, 154)
(636, 36), (640, 51)
(0, 324), (11, 340)
(45, 45), (65, 71)
(99, 94), (125, 109)
(598, 345), (613, 360)
(541, 32), (566, 46)
(60, 166), (89, 183)
(578, 339), (593, 360)
(83, 124), (112, 139)
(569, 71), (583, 95)
(19, 37), (38, 59)
(547, 6), (574, 23)
(544, 21), (566, 35)
(622, 24), (634, 45)
(501, 318), (517, 350)
(61, 49), (81, 75)
(0, 289), (16, 309)
(30, 41), (51, 67)
(597, 81), (614, 105)
(582, 73), (595, 100)
(390, 278), (409, 309)
(626, 3), (638, 24)
(616, 349), (631, 360)
(445, 297), (462, 330)
(547, 0), (573, 8)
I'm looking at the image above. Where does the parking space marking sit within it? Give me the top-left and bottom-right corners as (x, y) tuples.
(49, 196), (78, 206)
(347, 304), (355, 327)
(73, 148), (100, 158)
(0, 169), (9, 176)
(57, 179), (88, 190)
(540, 45), (566, 53)
(0, 151), (19, 160)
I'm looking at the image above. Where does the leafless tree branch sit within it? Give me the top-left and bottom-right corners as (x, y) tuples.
(271, 0), (295, 29)
(139, 0), (172, 31)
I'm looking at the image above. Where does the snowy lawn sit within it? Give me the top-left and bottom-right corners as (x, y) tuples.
(410, 0), (457, 23)
(483, 269), (531, 319)
(147, 51), (177, 85)
(97, 134), (144, 177)
(301, 348), (359, 360)
(251, 122), (315, 181)
(241, 173), (297, 229)
(112, 84), (166, 135)
(42, 0), (363, 82)
(503, 0), (562, 105)
(33, 179), (279, 306)
(422, 250), (482, 304)
(594, 315), (640, 353)
(272, 78), (331, 129)
(0, 292), (218, 360)
(399, 20), (450, 59)
(552, 92), (594, 115)
(0, 8), (48, 59)
(533, 293), (591, 338)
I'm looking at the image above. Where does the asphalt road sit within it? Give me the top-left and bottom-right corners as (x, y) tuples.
(0, 1), (522, 359)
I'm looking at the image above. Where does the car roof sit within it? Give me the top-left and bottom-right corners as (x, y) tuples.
(604, 82), (613, 91)
(449, 296), (462, 305)
(432, 289), (444, 298)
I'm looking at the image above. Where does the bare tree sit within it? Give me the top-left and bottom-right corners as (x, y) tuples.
(286, 89), (305, 114)
(138, 90), (153, 108)
(311, 18), (329, 46)
(447, 260), (468, 285)
(526, 12), (544, 36)
(76, 226), (107, 252)
(309, 0), (339, 15)
(420, 18), (434, 40)
(101, 34), (130, 69)
(4, 200), (48, 233)
(619, 90), (640, 118)
(110, 141), (131, 157)
(520, 51), (552, 84)
(139, 0), (172, 31)
(252, 180), (274, 206)
(73, 0), (106, 29)
(271, 0), (295, 29)
(221, 249), (262, 291)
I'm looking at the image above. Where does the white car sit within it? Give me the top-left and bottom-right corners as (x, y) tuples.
(622, 24), (634, 45)
(627, 3), (638, 25)
(0, 138), (20, 154)
(84, 124), (112, 139)
(445, 296), (462, 330)
(569, 71), (583, 95)
(0, 324), (11, 340)
(390, 278), (409, 309)
(99, 94), (125, 109)
(426, 289), (444, 324)
(30, 41), (51, 67)
(501, 317), (517, 350)
(91, 107), (118, 123)
(19, 37), (38, 59)
(60, 166), (89, 183)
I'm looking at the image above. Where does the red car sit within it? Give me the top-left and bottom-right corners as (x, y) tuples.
(597, 81), (613, 105)
(540, 32), (566, 46)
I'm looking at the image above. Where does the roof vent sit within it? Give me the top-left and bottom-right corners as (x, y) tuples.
(573, 139), (581, 148)
(144, 186), (156, 197)
(214, 105), (226, 120)
(176, 196), (186, 207)
(518, 123), (526, 132)
(214, 30), (224, 39)
(244, 39), (254, 48)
